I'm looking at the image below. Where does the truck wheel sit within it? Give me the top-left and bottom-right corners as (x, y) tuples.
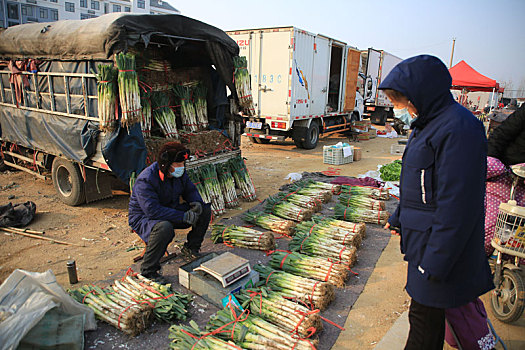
(293, 138), (304, 148)
(371, 110), (387, 126)
(52, 158), (86, 206)
(302, 121), (319, 149)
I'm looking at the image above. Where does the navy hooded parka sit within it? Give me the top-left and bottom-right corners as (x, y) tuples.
(380, 55), (494, 308)
(128, 162), (204, 243)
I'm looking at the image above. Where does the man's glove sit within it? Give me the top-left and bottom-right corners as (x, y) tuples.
(183, 210), (199, 226)
(189, 201), (203, 216)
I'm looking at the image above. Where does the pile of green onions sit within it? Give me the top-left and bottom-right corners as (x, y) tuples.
(242, 211), (296, 237)
(169, 321), (239, 350)
(211, 224), (275, 251)
(339, 193), (385, 211)
(69, 284), (153, 335)
(207, 307), (318, 350)
(265, 194), (313, 222)
(340, 185), (390, 200)
(334, 203), (390, 225)
(229, 156), (257, 201)
(236, 287), (323, 337)
(217, 162), (239, 208)
(115, 52), (141, 128)
(200, 164), (226, 216)
(140, 90), (152, 138)
(151, 91), (179, 139)
(254, 264), (335, 310)
(289, 232), (357, 267)
(193, 82), (209, 129)
(94, 64), (118, 132)
(275, 192), (322, 212)
(269, 251), (349, 288)
(296, 217), (365, 247)
(233, 56), (255, 116)
(173, 84), (199, 132)
(315, 216), (367, 238)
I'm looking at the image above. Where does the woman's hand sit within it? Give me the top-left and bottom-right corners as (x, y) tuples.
(384, 222), (400, 236)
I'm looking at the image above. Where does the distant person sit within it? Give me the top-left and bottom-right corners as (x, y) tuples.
(487, 104), (525, 166)
(380, 55), (494, 350)
(128, 142), (211, 283)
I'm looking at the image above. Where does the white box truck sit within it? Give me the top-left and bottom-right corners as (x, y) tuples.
(360, 48), (402, 125)
(227, 27), (363, 149)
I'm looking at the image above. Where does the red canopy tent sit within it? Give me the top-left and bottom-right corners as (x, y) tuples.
(449, 60), (500, 92)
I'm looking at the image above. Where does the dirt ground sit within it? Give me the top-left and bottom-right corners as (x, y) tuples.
(1, 132), (523, 349)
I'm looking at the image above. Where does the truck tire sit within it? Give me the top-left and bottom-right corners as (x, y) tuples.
(52, 158), (86, 206)
(371, 110), (387, 126)
(0, 159), (8, 172)
(293, 138), (304, 148)
(302, 121), (319, 149)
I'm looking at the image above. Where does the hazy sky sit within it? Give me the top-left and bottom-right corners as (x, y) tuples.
(170, 0), (525, 93)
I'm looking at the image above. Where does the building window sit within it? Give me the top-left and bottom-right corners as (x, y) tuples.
(65, 2), (75, 12)
(91, 0), (99, 10)
(39, 8), (47, 18)
(112, 4), (121, 12)
(80, 13), (88, 19)
(26, 0), (37, 3)
(150, 11), (154, 14)
(137, 0), (145, 8)
(124, 6), (130, 12)
(80, 0), (87, 7)
(49, 0), (57, 3)
(7, 3), (19, 19)
(51, 9), (58, 20)
(8, 21), (19, 27)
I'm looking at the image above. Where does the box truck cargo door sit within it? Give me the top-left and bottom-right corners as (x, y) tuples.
(310, 36), (330, 116)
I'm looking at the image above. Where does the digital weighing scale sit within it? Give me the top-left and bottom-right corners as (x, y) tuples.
(193, 252), (251, 287)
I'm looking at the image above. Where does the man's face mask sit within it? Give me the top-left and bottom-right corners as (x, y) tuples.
(170, 166), (185, 178)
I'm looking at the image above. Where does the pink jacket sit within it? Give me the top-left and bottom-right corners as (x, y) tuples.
(484, 157), (525, 255)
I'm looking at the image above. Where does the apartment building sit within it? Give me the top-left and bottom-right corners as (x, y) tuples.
(0, 0), (179, 28)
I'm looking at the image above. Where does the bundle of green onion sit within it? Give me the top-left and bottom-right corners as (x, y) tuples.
(94, 64), (118, 132)
(236, 287), (323, 337)
(307, 180), (342, 195)
(115, 52), (141, 128)
(340, 185), (390, 200)
(314, 216), (367, 238)
(169, 321), (240, 350)
(289, 232), (357, 267)
(151, 91), (179, 139)
(126, 272), (193, 322)
(254, 264), (335, 310)
(275, 192), (322, 212)
(200, 164), (226, 216)
(233, 56), (255, 116)
(68, 284), (153, 335)
(242, 211), (296, 237)
(193, 82), (209, 129)
(188, 168), (212, 205)
(173, 84), (199, 132)
(140, 90), (152, 138)
(269, 251), (349, 288)
(229, 156), (256, 201)
(265, 194), (313, 222)
(334, 203), (390, 225)
(339, 193), (385, 210)
(207, 307), (317, 350)
(217, 162), (239, 208)
(211, 224), (275, 251)
(295, 219), (364, 248)
(289, 181), (332, 203)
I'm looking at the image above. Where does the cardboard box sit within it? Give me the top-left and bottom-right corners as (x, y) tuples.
(179, 253), (260, 307)
(353, 147), (362, 161)
(357, 132), (370, 141)
(368, 128), (377, 138)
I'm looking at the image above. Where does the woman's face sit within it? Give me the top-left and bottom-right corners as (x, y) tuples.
(167, 161), (185, 177)
(386, 92), (419, 116)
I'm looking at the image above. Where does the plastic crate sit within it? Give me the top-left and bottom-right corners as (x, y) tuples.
(391, 144), (406, 154)
(323, 146), (353, 165)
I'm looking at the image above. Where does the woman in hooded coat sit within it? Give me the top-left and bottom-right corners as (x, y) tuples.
(380, 55), (494, 349)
